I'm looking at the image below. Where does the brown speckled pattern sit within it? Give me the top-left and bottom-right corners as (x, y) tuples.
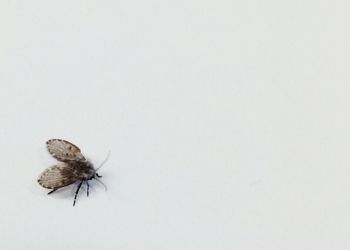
(38, 139), (100, 206)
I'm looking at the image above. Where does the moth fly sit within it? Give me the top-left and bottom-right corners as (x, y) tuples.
(38, 139), (109, 206)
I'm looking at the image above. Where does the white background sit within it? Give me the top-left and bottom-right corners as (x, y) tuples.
(0, 1), (349, 249)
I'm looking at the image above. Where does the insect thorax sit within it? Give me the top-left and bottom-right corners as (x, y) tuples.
(72, 161), (96, 180)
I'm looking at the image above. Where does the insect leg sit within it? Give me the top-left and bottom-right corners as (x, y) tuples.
(86, 181), (90, 197)
(47, 189), (57, 195)
(73, 181), (83, 206)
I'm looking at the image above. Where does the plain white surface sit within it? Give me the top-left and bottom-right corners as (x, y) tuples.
(0, 1), (350, 249)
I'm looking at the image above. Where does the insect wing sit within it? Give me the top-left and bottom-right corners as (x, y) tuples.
(47, 139), (86, 162)
(38, 163), (79, 189)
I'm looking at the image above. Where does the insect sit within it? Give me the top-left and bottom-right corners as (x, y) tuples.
(38, 139), (108, 206)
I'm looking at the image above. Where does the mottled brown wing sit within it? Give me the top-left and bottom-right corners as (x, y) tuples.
(46, 139), (86, 162)
(37, 164), (79, 189)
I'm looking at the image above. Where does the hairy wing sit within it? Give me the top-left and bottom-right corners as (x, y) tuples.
(46, 139), (86, 162)
(38, 164), (79, 189)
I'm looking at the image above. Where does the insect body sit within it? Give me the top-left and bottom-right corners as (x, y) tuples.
(38, 139), (106, 206)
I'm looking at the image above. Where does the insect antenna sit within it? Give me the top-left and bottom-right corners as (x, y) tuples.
(96, 150), (111, 171)
(93, 177), (108, 191)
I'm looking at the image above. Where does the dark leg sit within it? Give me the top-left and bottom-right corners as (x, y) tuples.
(73, 181), (83, 206)
(47, 189), (57, 195)
(96, 173), (102, 178)
(86, 181), (90, 197)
